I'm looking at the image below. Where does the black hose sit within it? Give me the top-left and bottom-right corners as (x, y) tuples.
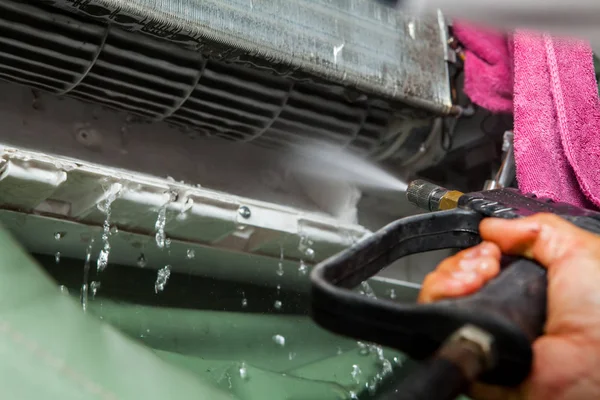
(375, 340), (486, 400)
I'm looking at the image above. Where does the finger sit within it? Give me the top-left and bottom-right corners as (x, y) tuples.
(418, 242), (501, 303)
(436, 242), (501, 274)
(418, 270), (475, 303)
(419, 257), (498, 303)
(480, 213), (600, 269)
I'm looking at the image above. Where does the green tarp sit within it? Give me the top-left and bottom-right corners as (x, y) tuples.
(0, 224), (417, 399)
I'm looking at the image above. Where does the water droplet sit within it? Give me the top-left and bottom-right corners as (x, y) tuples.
(349, 391), (359, 399)
(241, 297), (248, 308)
(387, 288), (397, 299)
(357, 341), (370, 356)
(54, 231), (65, 241)
(393, 355), (406, 367)
(155, 206), (168, 249)
(239, 362), (249, 380)
(351, 364), (362, 384)
(97, 248), (109, 272)
(367, 378), (379, 395)
(333, 43), (344, 64)
(187, 249), (195, 259)
(183, 197), (194, 211)
(298, 236), (315, 260)
(165, 238), (172, 248)
(273, 334), (286, 347)
(298, 260), (308, 276)
(110, 225), (119, 235)
(81, 239), (94, 312)
(375, 346), (384, 361)
(360, 281), (377, 299)
(59, 285), (69, 295)
(276, 245), (284, 276)
(55, 251), (61, 263)
(275, 264), (284, 276)
(274, 300), (282, 310)
(167, 191), (179, 202)
(381, 359), (393, 376)
(155, 265), (171, 293)
(90, 281), (101, 298)
(137, 253), (147, 268)
(288, 352), (296, 360)
(96, 191), (119, 273)
(97, 188), (120, 214)
(337, 347), (343, 355)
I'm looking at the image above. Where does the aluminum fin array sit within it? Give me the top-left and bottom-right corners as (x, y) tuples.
(0, 0), (396, 155)
(40, 0), (453, 114)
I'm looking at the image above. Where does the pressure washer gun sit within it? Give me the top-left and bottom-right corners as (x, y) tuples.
(310, 180), (600, 400)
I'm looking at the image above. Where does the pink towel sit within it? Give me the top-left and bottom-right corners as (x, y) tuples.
(514, 33), (600, 208)
(455, 23), (600, 209)
(453, 23), (513, 113)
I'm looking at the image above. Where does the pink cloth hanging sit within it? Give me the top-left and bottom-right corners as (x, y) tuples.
(454, 23), (600, 208)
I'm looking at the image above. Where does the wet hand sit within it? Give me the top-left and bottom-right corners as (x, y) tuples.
(418, 213), (600, 400)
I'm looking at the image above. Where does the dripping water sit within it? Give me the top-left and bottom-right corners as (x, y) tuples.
(137, 253), (147, 268)
(96, 190), (119, 273)
(90, 281), (101, 299)
(298, 260), (308, 276)
(275, 245), (284, 277)
(239, 362), (249, 380)
(272, 334), (286, 347)
(155, 191), (177, 250)
(241, 290), (248, 308)
(298, 236), (315, 260)
(177, 197), (194, 221)
(351, 364), (362, 384)
(360, 281), (377, 299)
(81, 239), (94, 312)
(155, 206), (167, 249)
(155, 265), (171, 293)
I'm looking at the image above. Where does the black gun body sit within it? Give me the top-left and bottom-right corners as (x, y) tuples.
(310, 186), (600, 399)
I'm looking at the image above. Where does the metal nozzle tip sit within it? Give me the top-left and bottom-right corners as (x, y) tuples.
(407, 180), (447, 211)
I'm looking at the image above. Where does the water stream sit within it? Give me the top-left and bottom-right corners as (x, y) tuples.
(290, 142), (408, 192)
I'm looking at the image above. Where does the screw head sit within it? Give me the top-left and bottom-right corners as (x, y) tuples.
(238, 206), (251, 219)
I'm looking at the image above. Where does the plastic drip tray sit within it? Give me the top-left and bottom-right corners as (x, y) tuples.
(0, 145), (370, 289)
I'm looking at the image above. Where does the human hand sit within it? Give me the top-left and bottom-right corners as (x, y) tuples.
(418, 213), (600, 400)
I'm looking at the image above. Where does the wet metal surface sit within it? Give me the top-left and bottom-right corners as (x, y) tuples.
(41, 0), (452, 114)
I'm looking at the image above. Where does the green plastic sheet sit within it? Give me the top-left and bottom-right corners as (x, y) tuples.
(0, 223), (419, 399)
